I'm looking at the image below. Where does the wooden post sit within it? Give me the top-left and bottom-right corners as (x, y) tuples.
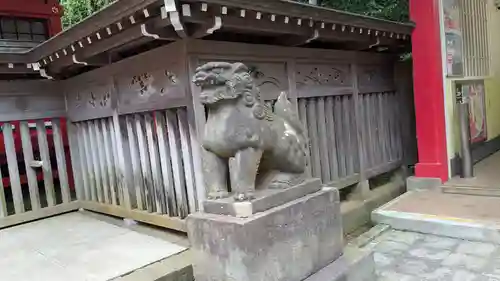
(187, 53), (207, 211)
(351, 64), (370, 199)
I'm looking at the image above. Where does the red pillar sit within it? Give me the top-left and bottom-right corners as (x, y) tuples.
(411, 0), (449, 182)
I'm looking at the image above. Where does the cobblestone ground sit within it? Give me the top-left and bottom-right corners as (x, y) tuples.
(362, 229), (500, 281)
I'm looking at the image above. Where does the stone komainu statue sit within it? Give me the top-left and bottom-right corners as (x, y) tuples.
(193, 62), (308, 201)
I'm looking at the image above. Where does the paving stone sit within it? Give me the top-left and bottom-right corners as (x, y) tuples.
(479, 273), (500, 281)
(373, 253), (394, 268)
(442, 253), (489, 272)
(377, 270), (419, 281)
(457, 241), (497, 257)
(420, 235), (460, 250)
(374, 240), (412, 256)
(408, 247), (452, 261)
(451, 269), (481, 281)
(421, 267), (456, 280)
(380, 230), (424, 245)
(360, 227), (500, 280)
(393, 258), (432, 276)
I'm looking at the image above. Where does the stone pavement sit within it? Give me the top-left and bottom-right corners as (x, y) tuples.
(361, 228), (500, 281)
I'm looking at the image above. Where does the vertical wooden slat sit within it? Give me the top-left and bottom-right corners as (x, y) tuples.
(81, 122), (97, 201)
(52, 119), (71, 203)
(342, 96), (354, 175)
(76, 123), (91, 200)
(334, 96), (347, 177)
(0, 161), (6, 217)
(94, 120), (110, 204)
(394, 92), (403, 160)
(112, 112), (132, 209)
(386, 93), (395, 161)
(3, 123), (24, 213)
(306, 98), (321, 178)
(366, 94), (377, 167)
(349, 96), (360, 172)
(126, 115), (145, 210)
(88, 120), (104, 203)
(37, 120), (56, 206)
(351, 64), (364, 176)
(177, 108), (197, 214)
(165, 109), (189, 217)
(316, 97), (331, 182)
(67, 122), (84, 201)
(145, 113), (166, 214)
(135, 114), (155, 212)
(187, 56), (207, 211)
(101, 118), (118, 205)
(187, 107), (205, 212)
(108, 116), (126, 206)
(298, 98), (312, 176)
(381, 93), (390, 162)
(325, 96), (339, 180)
(390, 93), (399, 160)
(359, 94), (367, 168)
(374, 94), (384, 166)
(364, 94), (373, 168)
(377, 94), (388, 163)
(20, 121), (41, 209)
(155, 111), (177, 216)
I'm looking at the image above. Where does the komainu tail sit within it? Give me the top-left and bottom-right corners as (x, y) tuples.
(274, 92), (304, 134)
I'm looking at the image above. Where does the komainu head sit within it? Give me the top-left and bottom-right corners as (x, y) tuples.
(192, 62), (257, 105)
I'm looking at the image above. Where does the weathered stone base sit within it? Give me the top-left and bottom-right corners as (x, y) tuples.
(304, 247), (376, 281)
(203, 178), (321, 217)
(187, 187), (343, 281)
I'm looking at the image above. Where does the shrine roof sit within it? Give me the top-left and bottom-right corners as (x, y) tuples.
(0, 0), (414, 78)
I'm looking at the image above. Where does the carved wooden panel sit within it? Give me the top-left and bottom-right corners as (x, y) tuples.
(357, 64), (395, 93)
(116, 63), (187, 114)
(66, 80), (115, 122)
(198, 60), (288, 101)
(296, 63), (353, 98)
(296, 63), (351, 87)
(0, 81), (65, 121)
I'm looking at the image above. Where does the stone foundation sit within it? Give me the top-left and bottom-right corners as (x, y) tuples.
(187, 187), (343, 281)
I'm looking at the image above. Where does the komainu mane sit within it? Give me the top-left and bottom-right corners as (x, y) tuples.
(193, 62), (308, 201)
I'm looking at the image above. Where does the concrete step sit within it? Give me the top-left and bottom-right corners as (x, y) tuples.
(371, 190), (500, 244)
(442, 184), (500, 197)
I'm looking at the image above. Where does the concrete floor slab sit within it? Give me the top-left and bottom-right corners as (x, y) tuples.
(0, 211), (187, 281)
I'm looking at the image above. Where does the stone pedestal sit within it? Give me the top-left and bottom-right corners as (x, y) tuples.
(187, 185), (343, 281)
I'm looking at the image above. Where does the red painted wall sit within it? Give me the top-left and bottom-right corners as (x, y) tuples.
(410, 0), (449, 182)
(0, 0), (63, 36)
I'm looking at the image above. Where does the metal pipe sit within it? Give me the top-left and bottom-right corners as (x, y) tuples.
(458, 102), (473, 178)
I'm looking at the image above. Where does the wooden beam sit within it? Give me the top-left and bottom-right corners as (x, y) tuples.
(80, 201), (187, 232)
(182, 0), (414, 35)
(30, 0), (162, 61)
(0, 65), (37, 74)
(49, 16), (175, 72)
(0, 202), (80, 229)
(187, 9), (311, 35)
(187, 11), (399, 47)
(0, 53), (30, 64)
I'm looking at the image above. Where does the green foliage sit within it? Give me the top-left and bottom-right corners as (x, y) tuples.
(301, 0), (409, 22)
(60, 0), (409, 29)
(60, 0), (112, 29)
